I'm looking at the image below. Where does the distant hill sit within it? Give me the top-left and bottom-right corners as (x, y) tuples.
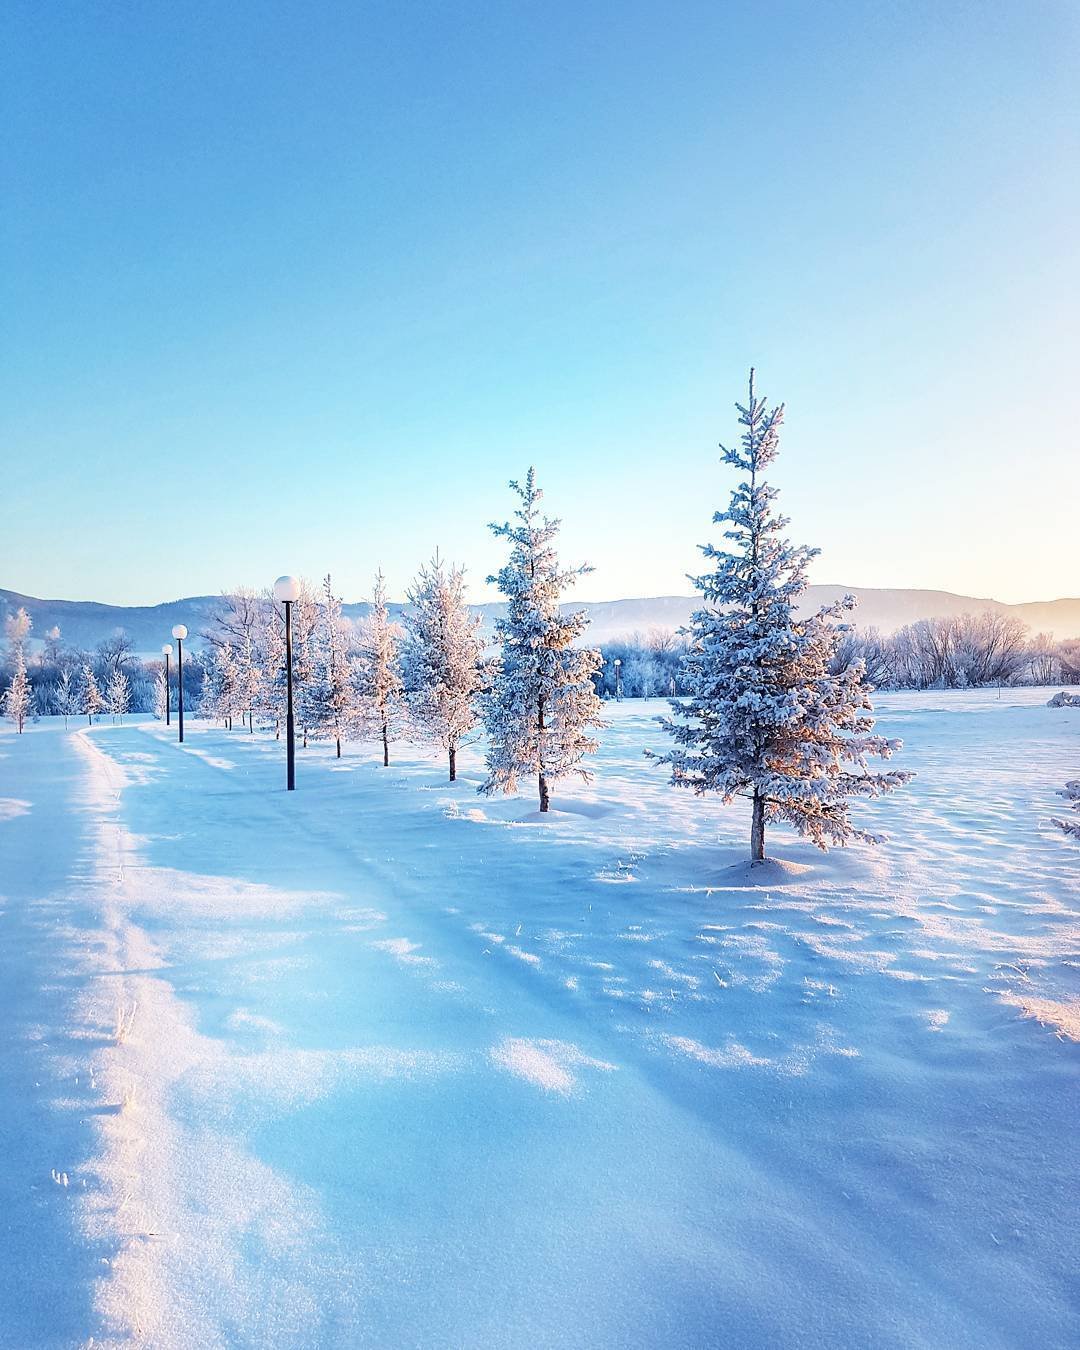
(2, 584), (1079, 656)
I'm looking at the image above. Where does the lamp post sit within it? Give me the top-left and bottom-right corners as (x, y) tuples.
(614, 657), (622, 702)
(161, 644), (173, 726)
(171, 625), (187, 742)
(274, 576), (299, 790)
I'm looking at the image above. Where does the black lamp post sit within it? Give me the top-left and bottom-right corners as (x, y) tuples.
(171, 624), (187, 742)
(274, 576), (299, 790)
(161, 644), (172, 726)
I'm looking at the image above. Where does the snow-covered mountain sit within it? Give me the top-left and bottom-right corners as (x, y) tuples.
(3, 585), (1079, 655)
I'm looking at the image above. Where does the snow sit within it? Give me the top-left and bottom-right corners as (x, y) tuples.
(0, 688), (1077, 1347)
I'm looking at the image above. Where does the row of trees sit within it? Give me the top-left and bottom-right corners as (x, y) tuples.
(2, 371), (1075, 859)
(189, 474), (603, 811)
(599, 615), (1079, 696)
(0, 609), (136, 730)
(830, 615), (1080, 691)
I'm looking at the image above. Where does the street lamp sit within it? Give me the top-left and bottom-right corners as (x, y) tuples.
(161, 644), (173, 727)
(273, 576), (299, 790)
(171, 625), (188, 742)
(613, 657), (622, 702)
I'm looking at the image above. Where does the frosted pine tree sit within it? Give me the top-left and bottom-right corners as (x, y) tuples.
(233, 635), (262, 733)
(480, 469), (603, 812)
(650, 371), (911, 862)
(106, 668), (131, 722)
(152, 664), (169, 721)
(354, 570), (403, 766)
(260, 612), (287, 736)
(302, 575), (356, 757)
(264, 579), (318, 745)
(5, 607), (32, 660)
(1053, 782), (1080, 840)
(401, 553), (485, 781)
(2, 650), (32, 733)
(81, 664), (104, 725)
(56, 667), (80, 729)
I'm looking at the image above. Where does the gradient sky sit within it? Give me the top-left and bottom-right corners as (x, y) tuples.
(3, 1), (1078, 607)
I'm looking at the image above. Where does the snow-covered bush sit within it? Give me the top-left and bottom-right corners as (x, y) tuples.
(480, 469), (603, 812)
(650, 370), (912, 862)
(1052, 782), (1080, 839)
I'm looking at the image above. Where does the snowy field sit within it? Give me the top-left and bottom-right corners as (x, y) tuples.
(1, 690), (1077, 1349)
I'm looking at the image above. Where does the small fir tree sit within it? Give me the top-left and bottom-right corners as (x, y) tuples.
(354, 570), (403, 766)
(480, 469), (604, 812)
(650, 371), (911, 862)
(152, 664), (169, 721)
(56, 667), (80, 729)
(302, 575), (357, 757)
(401, 553), (485, 781)
(2, 649), (33, 733)
(82, 664), (104, 725)
(106, 668), (131, 722)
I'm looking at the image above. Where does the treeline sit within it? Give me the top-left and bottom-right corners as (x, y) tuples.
(596, 612), (1080, 695)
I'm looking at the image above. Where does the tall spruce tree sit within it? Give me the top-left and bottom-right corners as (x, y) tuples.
(651, 371), (911, 862)
(480, 469), (603, 812)
(401, 553), (485, 781)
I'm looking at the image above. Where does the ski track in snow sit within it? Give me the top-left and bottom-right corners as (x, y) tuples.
(0, 688), (1077, 1348)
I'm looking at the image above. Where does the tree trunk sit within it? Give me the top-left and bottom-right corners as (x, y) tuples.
(751, 790), (766, 863)
(336, 736), (341, 758)
(537, 695), (549, 811)
(449, 745), (456, 782)
(382, 723), (389, 767)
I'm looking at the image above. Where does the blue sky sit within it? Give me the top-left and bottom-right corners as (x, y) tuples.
(3, 1), (1078, 607)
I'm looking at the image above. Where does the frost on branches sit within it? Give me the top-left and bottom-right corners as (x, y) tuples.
(401, 554), (485, 781)
(480, 469), (603, 812)
(302, 575), (357, 758)
(354, 570), (404, 766)
(1053, 782), (1080, 840)
(105, 668), (131, 722)
(2, 608), (33, 733)
(650, 371), (912, 863)
(153, 664), (169, 722)
(81, 664), (104, 726)
(2, 653), (32, 733)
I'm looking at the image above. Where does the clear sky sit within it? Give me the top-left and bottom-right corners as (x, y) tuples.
(3, 1), (1078, 607)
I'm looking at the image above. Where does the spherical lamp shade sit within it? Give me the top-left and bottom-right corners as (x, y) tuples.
(162, 643), (173, 656)
(171, 624), (188, 640)
(274, 575), (300, 603)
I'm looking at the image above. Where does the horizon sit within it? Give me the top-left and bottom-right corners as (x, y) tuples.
(4, 578), (1080, 613)
(4, 3), (1079, 607)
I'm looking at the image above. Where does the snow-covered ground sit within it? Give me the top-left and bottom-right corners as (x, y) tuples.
(1, 690), (1077, 1348)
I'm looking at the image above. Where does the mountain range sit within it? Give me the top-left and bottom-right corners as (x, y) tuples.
(3, 585), (1079, 656)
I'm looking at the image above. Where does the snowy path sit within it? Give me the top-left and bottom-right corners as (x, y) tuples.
(1, 692), (1077, 1348)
